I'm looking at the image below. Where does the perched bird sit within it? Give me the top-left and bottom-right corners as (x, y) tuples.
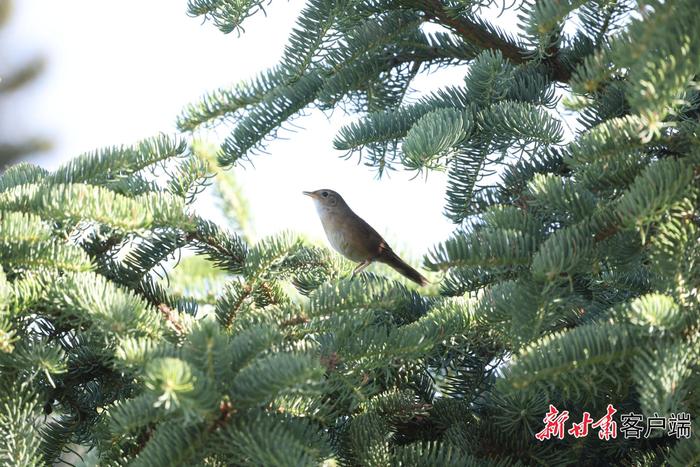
(304, 189), (428, 286)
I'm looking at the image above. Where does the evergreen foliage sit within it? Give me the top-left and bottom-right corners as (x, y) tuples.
(1, 0), (699, 465)
(0, 0), (50, 168)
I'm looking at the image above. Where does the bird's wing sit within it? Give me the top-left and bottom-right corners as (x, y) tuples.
(344, 210), (386, 258)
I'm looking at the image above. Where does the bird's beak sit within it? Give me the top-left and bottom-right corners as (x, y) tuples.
(302, 191), (315, 198)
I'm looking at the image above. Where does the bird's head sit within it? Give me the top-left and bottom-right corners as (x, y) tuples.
(303, 189), (344, 209)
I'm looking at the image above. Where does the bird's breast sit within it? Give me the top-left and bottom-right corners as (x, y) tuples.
(317, 208), (368, 262)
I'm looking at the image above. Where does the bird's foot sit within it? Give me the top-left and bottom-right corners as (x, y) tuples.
(351, 260), (371, 279)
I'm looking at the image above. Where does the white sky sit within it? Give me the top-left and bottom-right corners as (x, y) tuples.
(6, 1), (496, 257)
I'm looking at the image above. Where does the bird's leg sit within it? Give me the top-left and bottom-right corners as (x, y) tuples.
(351, 260), (371, 278)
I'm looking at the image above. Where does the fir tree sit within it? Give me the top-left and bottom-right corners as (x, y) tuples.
(0, 0), (50, 168)
(1, 0), (699, 465)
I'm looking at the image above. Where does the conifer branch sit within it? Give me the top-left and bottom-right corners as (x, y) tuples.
(419, 0), (572, 82)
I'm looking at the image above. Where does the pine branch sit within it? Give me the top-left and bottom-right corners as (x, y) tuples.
(419, 0), (572, 82)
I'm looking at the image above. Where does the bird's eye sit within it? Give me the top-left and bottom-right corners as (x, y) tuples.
(321, 191), (328, 197)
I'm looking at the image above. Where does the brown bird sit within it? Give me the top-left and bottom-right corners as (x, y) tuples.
(303, 189), (428, 286)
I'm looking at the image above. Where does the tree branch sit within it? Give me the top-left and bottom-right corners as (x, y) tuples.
(419, 0), (572, 83)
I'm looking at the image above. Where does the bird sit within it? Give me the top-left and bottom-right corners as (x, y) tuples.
(303, 189), (428, 286)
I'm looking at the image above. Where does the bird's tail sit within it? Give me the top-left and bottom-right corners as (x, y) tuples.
(377, 249), (429, 286)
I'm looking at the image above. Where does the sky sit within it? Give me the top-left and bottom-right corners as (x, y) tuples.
(6, 1), (486, 258)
